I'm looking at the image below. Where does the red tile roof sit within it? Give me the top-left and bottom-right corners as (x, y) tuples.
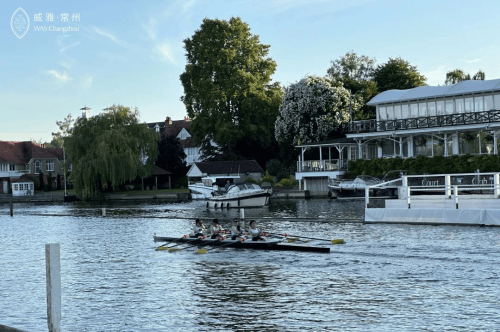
(0, 141), (63, 165)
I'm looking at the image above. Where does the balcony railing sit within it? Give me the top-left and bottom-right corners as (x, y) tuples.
(348, 109), (500, 133)
(297, 159), (348, 173)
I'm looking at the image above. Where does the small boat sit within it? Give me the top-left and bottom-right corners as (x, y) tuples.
(153, 235), (330, 253)
(328, 171), (405, 199)
(207, 183), (272, 208)
(188, 175), (241, 200)
(328, 175), (383, 198)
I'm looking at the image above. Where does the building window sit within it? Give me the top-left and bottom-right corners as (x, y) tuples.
(14, 184), (18, 191)
(485, 95), (494, 111)
(68, 164), (73, 172)
(9, 164), (16, 171)
(428, 101), (436, 116)
(455, 98), (465, 113)
(46, 160), (54, 172)
(464, 97), (473, 112)
(436, 101), (445, 115)
(474, 96), (484, 112)
(35, 160), (41, 174)
(394, 105), (402, 119)
(155, 124), (160, 132)
(379, 107), (386, 120)
(494, 94), (500, 109)
(418, 102), (427, 117)
(402, 104), (409, 118)
(410, 103), (418, 118)
(445, 100), (454, 114)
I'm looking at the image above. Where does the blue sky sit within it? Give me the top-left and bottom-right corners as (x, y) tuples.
(1, 0), (500, 143)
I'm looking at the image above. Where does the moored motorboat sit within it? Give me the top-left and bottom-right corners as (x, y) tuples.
(207, 183), (272, 208)
(188, 175), (241, 199)
(153, 235), (330, 253)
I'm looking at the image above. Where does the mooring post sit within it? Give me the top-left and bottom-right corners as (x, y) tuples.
(45, 243), (61, 332)
(102, 207), (106, 217)
(240, 208), (245, 220)
(454, 185), (459, 209)
(10, 201), (13, 217)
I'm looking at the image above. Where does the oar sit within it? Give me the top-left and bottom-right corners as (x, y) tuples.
(268, 232), (345, 244)
(195, 237), (243, 254)
(155, 237), (202, 252)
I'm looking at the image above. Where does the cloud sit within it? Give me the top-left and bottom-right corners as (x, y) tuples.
(154, 42), (176, 63)
(422, 66), (448, 86)
(464, 58), (481, 63)
(182, 0), (196, 12)
(59, 41), (80, 54)
(143, 17), (157, 40)
(92, 26), (128, 48)
(47, 69), (72, 82)
(81, 74), (93, 89)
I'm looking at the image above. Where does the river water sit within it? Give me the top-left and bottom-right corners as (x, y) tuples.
(1, 199), (499, 331)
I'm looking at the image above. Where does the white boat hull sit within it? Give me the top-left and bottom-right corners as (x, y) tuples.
(207, 191), (271, 208)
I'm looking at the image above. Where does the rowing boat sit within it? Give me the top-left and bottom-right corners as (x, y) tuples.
(153, 235), (330, 253)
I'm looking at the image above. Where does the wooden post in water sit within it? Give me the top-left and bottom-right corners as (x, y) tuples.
(102, 208), (106, 217)
(45, 243), (61, 332)
(10, 201), (13, 217)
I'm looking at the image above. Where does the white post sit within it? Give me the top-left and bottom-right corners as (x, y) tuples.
(454, 186), (459, 209)
(495, 173), (500, 197)
(399, 136), (403, 157)
(240, 208), (245, 220)
(45, 243), (61, 332)
(445, 175), (451, 197)
(365, 187), (369, 208)
(452, 133), (459, 155)
(102, 208), (106, 217)
(494, 131), (498, 155)
(407, 186), (411, 209)
(63, 146), (67, 196)
(444, 133), (448, 156)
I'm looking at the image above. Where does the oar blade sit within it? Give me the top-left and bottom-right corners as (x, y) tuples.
(195, 248), (207, 254)
(331, 238), (345, 244)
(155, 246), (169, 251)
(168, 248), (184, 252)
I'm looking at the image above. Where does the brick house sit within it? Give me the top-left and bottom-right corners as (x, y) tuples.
(0, 141), (67, 193)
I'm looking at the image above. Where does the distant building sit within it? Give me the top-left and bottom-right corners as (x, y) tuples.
(146, 116), (204, 166)
(0, 141), (67, 194)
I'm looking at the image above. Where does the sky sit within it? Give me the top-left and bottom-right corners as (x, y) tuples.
(1, 0), (500, 143)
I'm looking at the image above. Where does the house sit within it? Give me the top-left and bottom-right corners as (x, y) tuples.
(295, 78), (500, 195)
(0, 141), (66, 194)
(146, 116), (203, 165)
(11, 175), (35, 196)
(187, 160), (265, 184)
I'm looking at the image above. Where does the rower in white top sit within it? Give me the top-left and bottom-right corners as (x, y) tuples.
(248, 220), (268, 241)
(192, 218), (207, 238)
(211, 218), (225, 240)
(230, 218), (244, 240)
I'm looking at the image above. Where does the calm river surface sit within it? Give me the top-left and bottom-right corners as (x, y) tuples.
(1, 199), (500, 331)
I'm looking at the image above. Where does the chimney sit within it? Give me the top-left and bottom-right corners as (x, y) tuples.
(166, 116), (172, 125)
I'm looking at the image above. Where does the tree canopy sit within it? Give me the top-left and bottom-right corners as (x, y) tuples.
(275, 75), (360, 146)
(50, 113), (74, 148)
(65, 105), (158, 199)
(373, 57), (426, 92)
(327, 51), (378, 120)
(445, 69), (485, 85)
(156, 134), (187, 181)
(180, 17), (283, 162)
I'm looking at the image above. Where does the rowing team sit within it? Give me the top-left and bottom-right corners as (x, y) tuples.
(193, 218), (268, 241)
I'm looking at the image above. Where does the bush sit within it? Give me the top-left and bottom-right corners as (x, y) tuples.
(266, 159), (282, 176)
(275, 178), (298, 187)
(245, 177), (257, 184)
(260, 171), (274, 184)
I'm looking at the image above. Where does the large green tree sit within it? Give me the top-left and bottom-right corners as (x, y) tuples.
(50, 113), (74, 148)
(373, 57), (426, 92)
(445, 69), (485, 85)
(327, 51), (378, 119)
(65, 105), (158, 199)
(275, 75), (360, 147)
(180, 17), (283, 163)
(156, 134), (187, 181)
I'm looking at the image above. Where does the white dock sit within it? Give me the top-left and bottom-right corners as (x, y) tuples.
(365, 172), (500, 226)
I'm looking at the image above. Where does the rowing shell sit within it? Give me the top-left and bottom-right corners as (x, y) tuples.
(153, 236), (330, 253)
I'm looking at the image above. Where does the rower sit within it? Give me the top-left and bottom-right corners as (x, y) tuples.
(248, 220), (266, 241)
(192, 218), (206, 238)
(211, 218), (225, 239)
(230, 218), (244, 240)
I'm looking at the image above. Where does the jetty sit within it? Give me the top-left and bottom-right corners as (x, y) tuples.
(364, 172), (500, 226)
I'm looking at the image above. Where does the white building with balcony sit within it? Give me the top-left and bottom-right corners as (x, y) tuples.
(295, 78), (500, 195)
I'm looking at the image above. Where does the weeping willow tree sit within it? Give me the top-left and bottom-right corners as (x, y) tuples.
(65, 105), (158, 199)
